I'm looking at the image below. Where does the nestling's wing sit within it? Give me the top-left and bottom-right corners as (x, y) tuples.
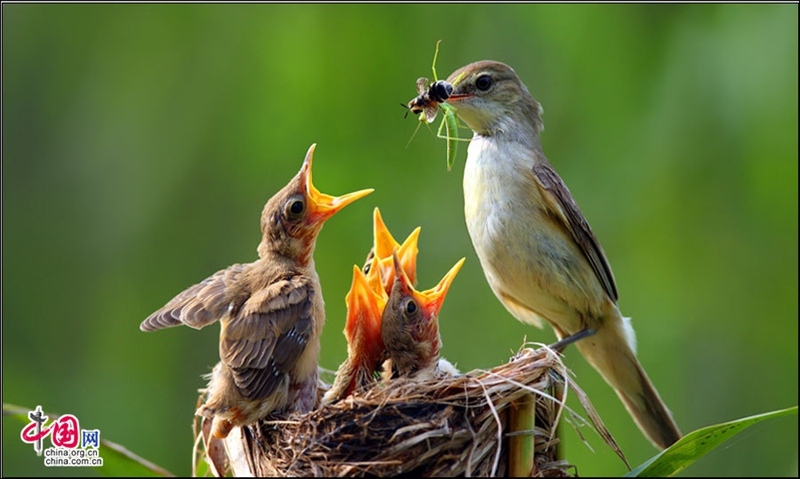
(220, 275), (315, 400)
(140, 264), (248, 332)
(532, 162), (619, 302)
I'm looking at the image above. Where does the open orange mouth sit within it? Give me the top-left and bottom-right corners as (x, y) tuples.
(299, 144), (374, 223)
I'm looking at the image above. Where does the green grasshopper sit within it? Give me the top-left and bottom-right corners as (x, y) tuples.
(404, 40), (467, 170)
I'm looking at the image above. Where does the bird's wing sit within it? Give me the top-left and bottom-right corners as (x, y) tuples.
(532, 162), (619, 302)
(220, 275), (315, 400)
(140, 263), (248, 332)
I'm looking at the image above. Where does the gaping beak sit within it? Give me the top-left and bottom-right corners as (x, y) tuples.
(364, 255), (386, 299)
(301, 144), (374, 223)
(376, 227), (420, 293)
(344, 265), (387, 352)
(412, 257), (466, 317)
(372, 207), (400, 259)
(395, 226), (420, 286)
(391, 249), (416, 298)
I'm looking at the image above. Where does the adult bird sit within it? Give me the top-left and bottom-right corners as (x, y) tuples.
(140, 144), (373, 438)
(445, 61), (681, 449)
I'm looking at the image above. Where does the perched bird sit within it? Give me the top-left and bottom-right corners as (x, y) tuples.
(381, 251), (465, 380)
(322, 209), (421, 404)
(140, 144), (373, 438)
(444, 61), (681, 449)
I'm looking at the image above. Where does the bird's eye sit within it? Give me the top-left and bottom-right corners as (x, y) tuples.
(285, 195), (305, 218)
(363, 263), (371, 274)
(290, 200), (304, 215)
(476, 74), (493, 91)
(404, 298), (418, 316)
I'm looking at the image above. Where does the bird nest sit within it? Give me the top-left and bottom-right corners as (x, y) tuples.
(192, 345), (627, 477)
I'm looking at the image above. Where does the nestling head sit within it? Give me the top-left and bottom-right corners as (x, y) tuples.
(260, 144), (373, 262)
(381, 251), (465, 375)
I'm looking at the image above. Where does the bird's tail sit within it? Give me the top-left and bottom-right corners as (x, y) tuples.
(573, 315), (682, 450)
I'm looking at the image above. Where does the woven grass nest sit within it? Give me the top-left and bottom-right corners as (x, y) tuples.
(193, 344), (627, 477)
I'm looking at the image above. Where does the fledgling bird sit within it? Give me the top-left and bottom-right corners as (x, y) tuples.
(321, 266), (387, 405)
(445, 61), (681, 449)
(381, 251), (465, 380)
(140, 144), (373, 438)
(322, 209), (422, 404)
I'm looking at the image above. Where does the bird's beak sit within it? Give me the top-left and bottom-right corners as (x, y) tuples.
(344, 265), (386, 349)
(446, 92), (475, 103)
(395, 226), (420, 286)
(372, 207), (400, 259)
(376, 227), (420, 292)
(445, 68), (474, 103)
(300, 144), (374, 223)
(391, 249), (416, 297)
(444, 78), (474, 103)
(391, 251), (464, 318)
(415, 257), (466, 317)
(364, 255), (386, 298)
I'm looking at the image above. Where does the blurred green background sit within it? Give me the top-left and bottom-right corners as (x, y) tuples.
(3, 4), (797, 477)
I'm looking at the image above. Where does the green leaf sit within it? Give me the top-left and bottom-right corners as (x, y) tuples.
(4, 403), (175, 477)
(626, 406), (798, 477)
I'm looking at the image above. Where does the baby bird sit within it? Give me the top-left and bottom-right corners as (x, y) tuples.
(140, 144), (372, 438)
(323, 209), (421, 404)
(381, 251), (465, 380)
